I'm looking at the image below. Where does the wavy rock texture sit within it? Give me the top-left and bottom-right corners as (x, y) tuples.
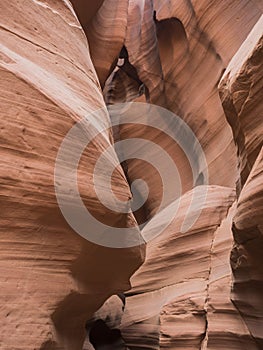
(219, 16), (263, 191)
(219, 16), (263, 348)
(121, 186), (237, 349)
(102, 0), (262, 229)
(231, 147), (263, 348)
(93, 187), (259, 349)
(86, 1), (263, 350)
(1, 0), (263, 350)
(118, 188), (259, 349)
(83, 0), (129, 87)
(0, 1), (144, 349)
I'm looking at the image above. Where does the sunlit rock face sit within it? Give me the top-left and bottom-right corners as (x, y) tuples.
(0, 0), (262, 350)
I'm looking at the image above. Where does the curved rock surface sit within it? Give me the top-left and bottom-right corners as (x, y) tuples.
(87, 1), (263, 350)
(219, 15), (263, 348)
(0, 1), (144, 349)
(102, 0), (262, 228)
(0, 0), (262, 349)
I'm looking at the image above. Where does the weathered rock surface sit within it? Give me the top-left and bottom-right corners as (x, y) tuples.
(0, 1), (144, 349)
(120, 186), (237, 349)
(102, 0), (262, 228)
(86, 1), (263, 350)
(219, 16), (263, 348)
(0, 0), (262, 349)
(219, 16), (263, 191)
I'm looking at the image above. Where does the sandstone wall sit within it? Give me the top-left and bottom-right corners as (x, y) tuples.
(0, 0), (262, 349)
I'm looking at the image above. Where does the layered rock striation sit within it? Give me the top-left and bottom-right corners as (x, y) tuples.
(0, 1), (144, 349)
(0, 0), (262, 349)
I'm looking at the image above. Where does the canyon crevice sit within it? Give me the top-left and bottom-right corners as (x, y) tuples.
(0, 1), (262, 349)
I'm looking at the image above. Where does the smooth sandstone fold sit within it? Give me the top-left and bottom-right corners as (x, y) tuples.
(0, 1), (144, 349)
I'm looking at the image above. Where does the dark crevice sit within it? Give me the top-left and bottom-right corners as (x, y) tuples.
(85, 294), (127, 349)
(103, 45), (148, 105)
(118, 46), (144, 87)
(89, 320), (126, 349)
